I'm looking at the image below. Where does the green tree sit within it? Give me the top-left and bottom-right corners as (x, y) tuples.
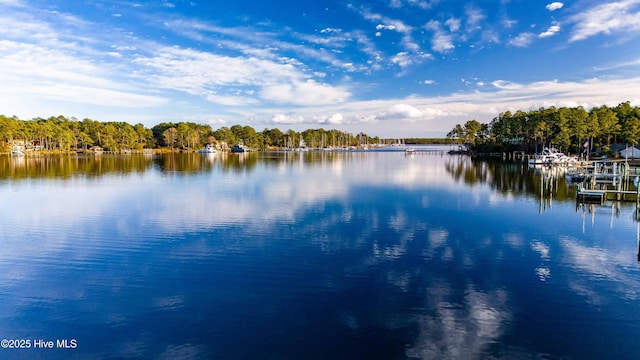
(446, 124), (464, 143)
(591, 105), (619, 146)
(615, 101), (640, 144)
(102, 124), (117, 151)
(134, 123), (154, 149)
(463, 119), (483, 144)
(162, 127), (177, 150)
(214, 126), (237, 147)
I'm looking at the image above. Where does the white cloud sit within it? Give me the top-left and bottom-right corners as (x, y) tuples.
(376, 24), (396, 31)
(465, 6), (486, 30)
(272, 114), (306, 124)
(377, 104), (423, 121)
(569, 0), (640, 42)
(391, 52), (413, 69)
(290, 76), (640, 136)
(445, 17), (461, 32)
(432, 32), (455, 53)
(391, 104), (422, 117)
(539, 24), (561, 38)
(205, 93), (258, 106)
(164, 18), (359, 74)
(134, 46), (351, 106)
(491, 80), (524, 90)
(1, 0), (640, 138)
(327, 113), (344, 124)
(389, 0), (433, 9)
(502, 17), (517, 29)
(425, 20), (456, 53)
(0, 0), (23, 6)
(509, 32), (535, 47)
(260, 80), (350, 105)
(320, 27), (341, 34)
(354, 6), (420, 52)
(545, 2), (564, 11)
(0, 40), (167, 109)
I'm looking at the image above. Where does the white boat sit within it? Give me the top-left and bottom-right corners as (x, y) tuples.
(528, 147), (576, 166)
(198, 144), (217, 154)
(404, 147), (415, 154)
(10, 149), (25, 156)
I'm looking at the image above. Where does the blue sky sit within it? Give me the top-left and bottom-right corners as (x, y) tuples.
(1, 0), (640, 137)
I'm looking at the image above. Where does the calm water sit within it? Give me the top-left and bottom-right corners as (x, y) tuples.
(1, 148), (639, 359)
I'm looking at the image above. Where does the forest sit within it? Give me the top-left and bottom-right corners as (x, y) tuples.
(446, 101), (640, 155)
(4, 100), (638, 154)
(0, 115), (380, 153)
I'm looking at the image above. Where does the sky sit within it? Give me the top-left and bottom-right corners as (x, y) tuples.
(1, 0), (640, 137)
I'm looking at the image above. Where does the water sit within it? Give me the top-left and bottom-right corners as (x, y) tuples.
(1, 149), (639, 359)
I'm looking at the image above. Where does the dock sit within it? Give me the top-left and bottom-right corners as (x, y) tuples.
(404, 148), (448, 155)
(576, 188), (639, 204)
(572, 160), (640, 204)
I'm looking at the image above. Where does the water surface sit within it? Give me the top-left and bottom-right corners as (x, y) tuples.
(1, 150), (639, 359)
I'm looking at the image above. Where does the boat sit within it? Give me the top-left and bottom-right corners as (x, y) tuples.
(230, 144), (248, 153)
(10, 149), (25, 156)
(404, 147), (415, 154)
(198, 144), (217, 154)
(528, 147), (576, 166)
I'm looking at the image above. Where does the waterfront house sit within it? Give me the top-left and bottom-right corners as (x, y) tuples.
(617, 145), (640, 159)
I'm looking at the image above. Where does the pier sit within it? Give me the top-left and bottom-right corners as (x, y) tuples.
(571, 160), (640, 204)
(404, 148), (449, 155)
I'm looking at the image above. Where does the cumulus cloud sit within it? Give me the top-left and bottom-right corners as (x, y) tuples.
(327, 112), (344, 124)
(539, 24), (561, 38)
(391, 104), (422, 117)
(546, 2), (564, 11)
(272, 114), (305, 124)
(376, 104), (423, 121)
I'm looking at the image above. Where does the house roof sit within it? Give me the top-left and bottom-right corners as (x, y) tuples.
(611, 144), (640, 154)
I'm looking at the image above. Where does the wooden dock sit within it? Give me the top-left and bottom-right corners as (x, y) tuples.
(576, 186), (639, 204)
(404, 148), (448, 155)
(567, 159), (640, 204)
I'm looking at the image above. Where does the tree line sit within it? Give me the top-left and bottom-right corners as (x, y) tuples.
(0, 115), (381, 153)
(446, 101), (640, 154)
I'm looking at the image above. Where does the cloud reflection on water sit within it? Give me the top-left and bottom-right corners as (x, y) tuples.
(1, 152), (639, 358)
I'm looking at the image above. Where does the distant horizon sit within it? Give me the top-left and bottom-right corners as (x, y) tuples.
(1, 1), (639, 138)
